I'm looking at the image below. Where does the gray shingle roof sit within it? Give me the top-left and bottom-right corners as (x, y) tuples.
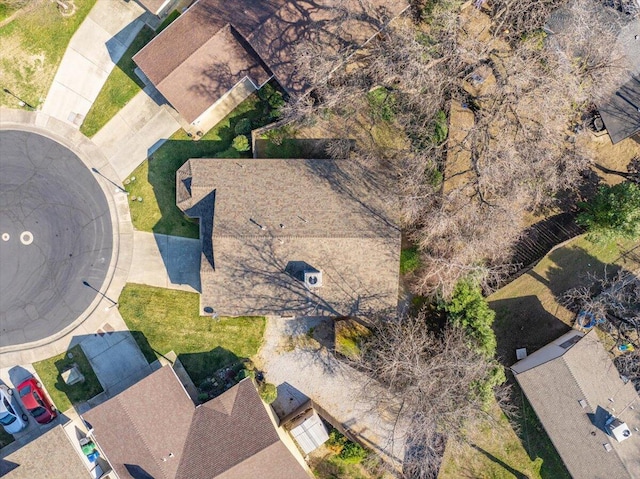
(176, 158), (401, 316)
(513, 330), (640, 479)
(597, 76), (640, 144)
(84, 367), (309, 479)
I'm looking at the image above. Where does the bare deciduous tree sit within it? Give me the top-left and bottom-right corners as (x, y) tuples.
(563, 270), (640, 393)
(283, 0), (631, 296)
(356, 313), (509, 478)
(490, 0), (566, 42)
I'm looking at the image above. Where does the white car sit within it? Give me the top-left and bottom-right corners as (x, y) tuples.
(0, 384), (28, 434)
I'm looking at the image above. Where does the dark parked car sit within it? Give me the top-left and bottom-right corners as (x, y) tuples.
(17, 378), (57, 425)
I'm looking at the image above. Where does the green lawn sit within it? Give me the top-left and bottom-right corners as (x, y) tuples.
(125, 92), (275, 237)
(439, 235), (640, 478)
(32, 345), (104, 412)
(0, 3), (18, 22)
(0, 428), (14, 449)
(80, 25), (155, 137)
(439, 396), (568, 479)
(118, 284), (265, 385)
(0, 0), (97, 109)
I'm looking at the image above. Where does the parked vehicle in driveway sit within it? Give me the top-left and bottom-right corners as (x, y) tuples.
(17, 378), (57, 425)
(0, 384), (28, 434)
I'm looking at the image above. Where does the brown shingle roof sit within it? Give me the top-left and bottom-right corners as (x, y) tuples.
(0, 425), (90, 479)
(513, 330), (640, 479)
(134, 0), (408, 122)
(84, 366), (195, 479)
(156, 24), (271, 122)
(84, 367), (309, 479)
(176, 158), (401, 316)
(177, 380), (308, 479)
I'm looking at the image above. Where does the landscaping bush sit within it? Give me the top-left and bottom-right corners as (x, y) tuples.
(440, 280), (497, 358)
(258, 382), (277, 404)
(258, 82), (285, 119)
(234, 117), (253, 136)
(232, 135), (250, 152)
(335, 318), (371, 360)
(326, 430), (368, 464)
(339, 441), (368, 464)
(400, 246), (421, 274)
(577, 182), (640, 241)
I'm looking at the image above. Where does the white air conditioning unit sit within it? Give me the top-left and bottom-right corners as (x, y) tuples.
(607, 417), (632, 443)
(304, 270), (322, 288)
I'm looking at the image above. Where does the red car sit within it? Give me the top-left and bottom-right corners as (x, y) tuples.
(16, 378), (57, 424)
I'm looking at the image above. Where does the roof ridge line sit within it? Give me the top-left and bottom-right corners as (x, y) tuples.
(119, 395), (173, 479)
(156, 22), (235, 90)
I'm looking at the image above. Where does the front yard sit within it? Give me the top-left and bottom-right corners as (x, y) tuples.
(124, 90), (279, 237)
(79, 25), (155, 137)
(118, 283), (265, 385)
(0, 0), (96, 109)
(32, 344), (104, 412)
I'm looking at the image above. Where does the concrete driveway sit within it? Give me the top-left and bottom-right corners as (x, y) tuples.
(41, 0), (147, 127)
(92, 86), (181, 180)
(257, 316), (408, 465)
(128, 232), (201, 292)
(80, 329), (152, 398)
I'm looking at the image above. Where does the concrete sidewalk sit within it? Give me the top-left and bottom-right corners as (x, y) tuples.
(128, 231), (201, 292)
(92, 86), (181, 180)
(41, 0), (147, 127)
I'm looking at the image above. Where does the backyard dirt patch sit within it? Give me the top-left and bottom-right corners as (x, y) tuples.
(581, 134), (640, 185)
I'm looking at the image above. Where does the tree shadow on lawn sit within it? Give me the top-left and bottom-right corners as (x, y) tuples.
(488, 245), (618, 479)
(490, 243), (620, 365)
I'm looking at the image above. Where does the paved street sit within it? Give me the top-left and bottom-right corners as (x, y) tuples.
(0, 130), (113, 347)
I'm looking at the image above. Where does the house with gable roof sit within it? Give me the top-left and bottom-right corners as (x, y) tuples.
(512, 329), (640, 479)
(133, 0), (409, 133)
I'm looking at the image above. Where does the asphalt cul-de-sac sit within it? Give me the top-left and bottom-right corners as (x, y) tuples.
(0, 130), (113, 347)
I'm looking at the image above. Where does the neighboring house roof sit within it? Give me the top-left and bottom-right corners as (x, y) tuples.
(512, 329), (640, 479)
(597, 76), (640, 144)
(0, 425), (90, 479)
(176, 158), (401, 316)
(83, 366), (310, 479)
(133, 0), (408, 122)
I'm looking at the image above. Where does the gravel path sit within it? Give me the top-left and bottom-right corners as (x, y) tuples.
(257, 315), (408, 465)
